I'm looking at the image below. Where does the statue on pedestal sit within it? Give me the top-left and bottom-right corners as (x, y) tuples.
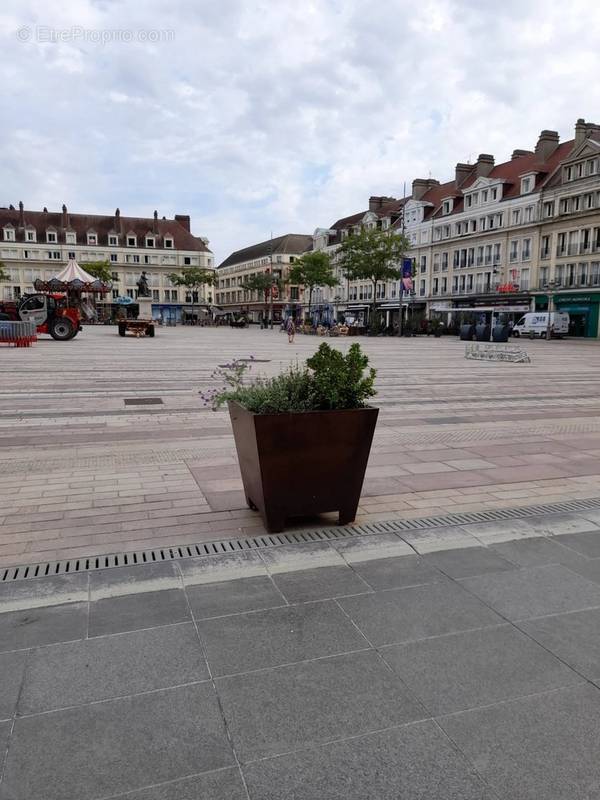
(136, 271), (151, 298)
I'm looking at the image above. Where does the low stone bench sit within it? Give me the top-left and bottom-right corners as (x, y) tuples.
(465, 342), (530, 363)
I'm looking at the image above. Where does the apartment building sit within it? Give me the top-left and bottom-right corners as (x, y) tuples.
(0, 204), (214, 323)
(216, 234), (312, 323)
(310, 118), (600, 336)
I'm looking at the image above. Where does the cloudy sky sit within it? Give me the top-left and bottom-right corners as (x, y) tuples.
(2, 0), (600, 263)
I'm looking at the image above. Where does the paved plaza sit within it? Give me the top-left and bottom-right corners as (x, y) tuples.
(4, 328), (600, 797)
(3, 327), (600, 565)
(4, 530), (600, 798)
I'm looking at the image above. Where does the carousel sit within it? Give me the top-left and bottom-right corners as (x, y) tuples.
(19, 259), (113, 340)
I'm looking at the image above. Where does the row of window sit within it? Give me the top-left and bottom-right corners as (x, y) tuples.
(1, 228), (178, 249)
(564, 158), (599, 182)
(540, 227), (600, 258)
(0, 248), (205, 267)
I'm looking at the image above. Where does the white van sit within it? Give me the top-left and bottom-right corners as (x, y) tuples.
(512, 312), (569, 339)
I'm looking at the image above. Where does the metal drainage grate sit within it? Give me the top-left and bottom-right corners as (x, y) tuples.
(3, 495), (600, 583)
(123, 398), (164, 406)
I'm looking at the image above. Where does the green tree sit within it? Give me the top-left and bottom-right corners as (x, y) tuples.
(242, 272), (282, 329)
(336, 228), (409, 328)
(80, 260), (113, 283)
(0, 261), (9, 282)
(168, 267), (215, 324)
(288, 250), (337, 321)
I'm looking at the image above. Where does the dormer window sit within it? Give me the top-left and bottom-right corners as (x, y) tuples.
(482, 190), (488, 202)
(442, 199), (453, 215)
(3, 226), (15, 242)
(26, 228), (36, 242)
(87, 231), (97, 245)
(146, 236), (155, 248)
(127, 235), (137, 247)
(46, 230), (57, 243)
(164, 237), (174, 249)
(108, 235), (118, 246)
(66, 231), (76, 244)
(521, 176), (533, 194)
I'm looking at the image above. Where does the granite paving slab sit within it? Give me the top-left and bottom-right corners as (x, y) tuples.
(0, 683), (234, 800)
(349, 554), (445, 590)
(338, 580), (502, 646)
(94, 768), (248, 800)
(519, 607), (600, 682)
(88, 588), (190, 637)
(0, 602), (88, 653)
(186, 574), (285, 619)
(424, 545), (516, 579)
(460, 563), (600, 620)
(490, 536), (590, 568)
(382, 624), (583, 715)
(271, 565), (370, 603)
(216, 650), (426, 761)
(0, 573), (88, 613)
(554, 529), (600, 558)
(0, 650), (27, 719)
(196, 600), (367, 676)
(242, 720), (497, 800)
(88, 561), (182, 600)
(438, 684), (600, 800)
(19, 622), (208, 714)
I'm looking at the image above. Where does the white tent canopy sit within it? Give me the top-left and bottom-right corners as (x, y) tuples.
(52, 259), (96, 285)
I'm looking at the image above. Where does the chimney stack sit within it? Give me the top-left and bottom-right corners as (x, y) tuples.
(411, 178), (440, 201)
(535, 129), (560, 159)
(512, 149), (533, 160)
(174, 213), (191, 232)
(18, 201), (24, 228)
(115, 208), (122, 235)
(575, 118), (600, 146)
(61, 204), (69, 229)
(153, 210), (159, 234)
(476, 154), (495, 177)
(455, 163), (473, 187)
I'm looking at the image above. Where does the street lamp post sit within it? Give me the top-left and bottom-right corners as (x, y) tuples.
(545, 279), (557, 341)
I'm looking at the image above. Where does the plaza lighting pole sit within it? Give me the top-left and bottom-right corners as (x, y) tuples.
(545, 279), (556, 341)
(269, 232), (274, 330)
(398, 182), (406, 337)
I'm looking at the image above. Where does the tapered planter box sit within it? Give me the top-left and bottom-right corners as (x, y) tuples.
(228, 401), (379, 533)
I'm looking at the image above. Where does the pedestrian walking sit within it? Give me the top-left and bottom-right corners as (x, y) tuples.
(287, 318), (296, 343)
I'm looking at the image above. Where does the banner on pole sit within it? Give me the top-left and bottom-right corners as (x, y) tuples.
(401, 259), (413, 294)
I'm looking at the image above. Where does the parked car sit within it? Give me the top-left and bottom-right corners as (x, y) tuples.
(512, 312), (569, 339)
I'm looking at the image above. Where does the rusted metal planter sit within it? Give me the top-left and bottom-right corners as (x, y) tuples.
(228, 401), (379, 533)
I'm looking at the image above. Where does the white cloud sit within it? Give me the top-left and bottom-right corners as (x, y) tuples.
(1, 0), (600, 262)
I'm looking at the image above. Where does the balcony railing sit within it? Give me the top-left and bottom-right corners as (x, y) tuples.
(540, 249), (550, 260)
(556, 247), (566, 257)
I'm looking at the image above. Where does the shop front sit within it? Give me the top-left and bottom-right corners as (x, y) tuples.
(534, 293), (600, 338)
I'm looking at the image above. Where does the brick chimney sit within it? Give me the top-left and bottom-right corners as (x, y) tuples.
(455, 163), (473, 187)
(174, 214), (191, 232)
(153, 210), (159, 234)
(412, 178), (440, 201)
(61, 204), (69, 229)
(476, 154), (495, 177)
(535, 130), (560, 159)
(575, 118), (600, 146)
(512, 149), (533, 160)
(18, 201), (24, 228)
(114, 208), (122, 235)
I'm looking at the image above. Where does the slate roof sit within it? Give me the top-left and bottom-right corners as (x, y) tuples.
(218, 234), (313, 269)
(0, 206), (211, 252)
